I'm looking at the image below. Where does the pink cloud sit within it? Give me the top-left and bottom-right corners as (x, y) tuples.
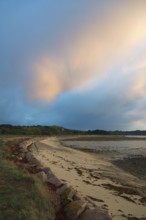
(30, 1), (146, 102)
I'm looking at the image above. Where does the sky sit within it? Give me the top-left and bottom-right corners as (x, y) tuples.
(0, 0), (146, 130)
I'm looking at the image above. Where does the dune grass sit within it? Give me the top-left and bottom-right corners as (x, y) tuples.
(0, 137), (55, 220)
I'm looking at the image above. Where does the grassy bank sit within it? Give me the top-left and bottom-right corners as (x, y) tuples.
(0, 137), (55, 220)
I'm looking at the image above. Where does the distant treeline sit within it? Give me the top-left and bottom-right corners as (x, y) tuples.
(0, 124), (81, 135)
(87, 129), (146, 136)
(0, 124), (146, 136)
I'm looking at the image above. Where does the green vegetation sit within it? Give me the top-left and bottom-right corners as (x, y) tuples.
(0, 138), (55, 220)
(1, 124), (146, 136)
(0, 124), (83, 136)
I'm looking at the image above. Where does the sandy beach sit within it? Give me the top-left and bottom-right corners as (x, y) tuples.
(32, 136), (146, 220)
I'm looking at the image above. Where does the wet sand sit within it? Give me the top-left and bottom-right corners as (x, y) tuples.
(32, 136), (146, 220)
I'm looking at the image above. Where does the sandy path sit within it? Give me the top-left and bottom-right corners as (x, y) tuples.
(32, 137), (146, 220)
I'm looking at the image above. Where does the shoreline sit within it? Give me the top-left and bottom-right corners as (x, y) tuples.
(32, 136), (146, 220)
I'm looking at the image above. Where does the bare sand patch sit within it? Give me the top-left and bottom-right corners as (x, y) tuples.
(32, 136), (146, 220)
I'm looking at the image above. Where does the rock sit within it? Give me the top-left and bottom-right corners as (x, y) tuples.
(36, 171), (48, 182)
(19, 148), (28, 153)
(40, 167), (62, 187)
(19, 140), (34, 152)
(78, 208), (112, 220)
(47, 174), (63, 187)
(19, 152), (26, 159)
(73, 192), (83, 201)
(56, 183), (69, 194)
(42, 167), (52, 175)
(61, 186), (77, 206)
(65, 200), (87, 220)
(25, 152), (33, 162)
(19, 143), (25, 148)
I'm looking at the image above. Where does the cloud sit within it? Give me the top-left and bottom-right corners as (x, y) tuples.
(30, 1), (146, 102)
(119, 52), (146, 100)
(1, 1), (146, 130)
(47, 63), (146, 131)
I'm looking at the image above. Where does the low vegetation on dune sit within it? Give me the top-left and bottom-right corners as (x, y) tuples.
(0, 137), (55, 220)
